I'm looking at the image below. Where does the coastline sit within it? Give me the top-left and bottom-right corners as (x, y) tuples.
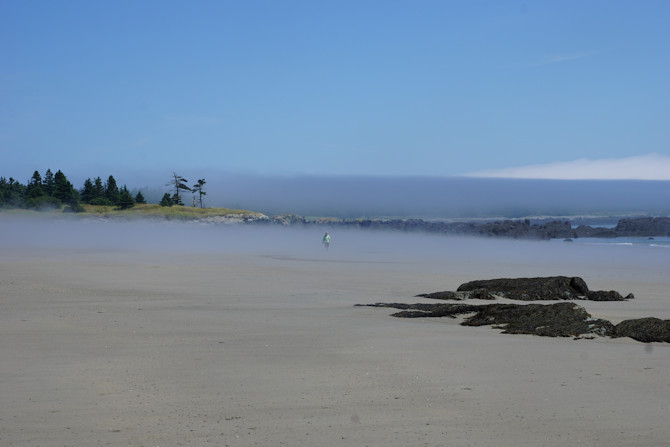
(3, 208), (669, 240)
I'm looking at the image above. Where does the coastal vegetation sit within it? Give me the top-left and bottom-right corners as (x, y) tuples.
(0, 169), (249, 219)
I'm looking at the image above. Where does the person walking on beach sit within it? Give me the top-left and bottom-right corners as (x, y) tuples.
(322, 232), (331, 250)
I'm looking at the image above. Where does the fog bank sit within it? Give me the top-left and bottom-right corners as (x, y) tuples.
(200, 175), (669, 218)
(2, 218), (668, 282)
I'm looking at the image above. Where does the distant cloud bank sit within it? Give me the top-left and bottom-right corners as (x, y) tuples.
(465, 154), (670, 180)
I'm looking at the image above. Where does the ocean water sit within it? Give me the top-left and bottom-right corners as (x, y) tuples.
(557, 236), (670, 249)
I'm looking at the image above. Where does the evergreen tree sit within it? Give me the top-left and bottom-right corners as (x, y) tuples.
(0, 177), (26, 208)
(26, 171), (46, 199)
(52, 170), (74, 203)
(93, 177), (105, 200)
(192, 178), (207, 208)
(25, 171), (59, 209)
(80, 178), (95, 203)
(52, 170), (83, 212)
(43, 169), (55, 196)
(167, 172), (191, 206)
(134, 190), (146, 204)
(117, 185), (135, 209)
(105, 175), (120, 205)
(160, 193), (174, 207)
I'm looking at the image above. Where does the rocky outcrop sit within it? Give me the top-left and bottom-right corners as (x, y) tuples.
(461, 302), (615, 337)
(196, 213), (269, 224)
(613, 318), (670, 343)
(359, 302), (670, 342)
(357, 277), (669, 342)
(416, 289), (495, 301)
(452, 276), (633, 301)
(360, 302), (614, 338)
(456, 276), (589, 300)
(613, 217), (670, 237)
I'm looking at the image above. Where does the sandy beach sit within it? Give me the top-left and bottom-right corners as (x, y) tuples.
(1, 218), (669, 447)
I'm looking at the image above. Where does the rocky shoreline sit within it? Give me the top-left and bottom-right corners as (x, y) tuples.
(71, 211), (670, 240)
(253, 215), (670, 240)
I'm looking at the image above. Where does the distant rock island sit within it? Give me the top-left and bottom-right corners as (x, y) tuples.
(256, 215), (670, 239)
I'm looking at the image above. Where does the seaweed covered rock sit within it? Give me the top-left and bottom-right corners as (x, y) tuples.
(613, 318), (670, 343)
(586, 290), (634, 301)
(461, 302), (615, 337)
(454, 276), (631, 301)
(457, 276), (589, 300)
(379, 303), (480, 319)
(415, 288), (495, 301)
(359, 302), (615, 338)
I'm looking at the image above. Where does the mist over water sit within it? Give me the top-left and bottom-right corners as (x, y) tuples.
(2, 218), (668, 283)
(138, 175), (670, 219)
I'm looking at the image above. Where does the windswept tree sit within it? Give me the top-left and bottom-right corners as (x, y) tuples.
(192, 178), (207, 208)
(167, 172), (191, 206)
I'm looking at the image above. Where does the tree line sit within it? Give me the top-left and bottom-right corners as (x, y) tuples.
(0, 170), (207, 211)
(0, 169), (144, 212)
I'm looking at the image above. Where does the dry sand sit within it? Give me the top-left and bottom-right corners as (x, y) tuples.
(1, 219), (669, 446)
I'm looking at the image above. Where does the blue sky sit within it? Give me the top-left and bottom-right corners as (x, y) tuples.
(1, 0), (669, 182)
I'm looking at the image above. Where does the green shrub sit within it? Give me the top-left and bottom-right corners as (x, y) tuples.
(89, 197), (116, 206)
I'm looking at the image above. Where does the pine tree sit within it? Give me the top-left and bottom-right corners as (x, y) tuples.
(134, 191), (146, 204)
(160, 193), (174, 207)
(117, 185), (135, 209)
(52, 170), (73, 202)
(26, 171), (46, 199)
(0, 177), (26, 207)
(52, 170), (83, 212)
(93, 177), (105, 200)
(105, 175), (120, 205)
(43, 169), (55, 196)
(80, 178), (95, 203)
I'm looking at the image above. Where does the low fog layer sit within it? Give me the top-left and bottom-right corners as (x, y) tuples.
(2, 219), (668, 281)
(139, 175), (670, 219)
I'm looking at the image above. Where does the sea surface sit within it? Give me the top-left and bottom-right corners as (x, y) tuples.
(555, 236), (670, 249)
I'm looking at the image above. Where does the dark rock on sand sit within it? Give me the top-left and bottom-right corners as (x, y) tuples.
(360, 279), (667, 342)
(613, 318), (670, 343)
(457, 276), (590, 301)
(453, 276), (632, 301)
(415, 288), (495, 301)
(461, 302), (615, 337)
(586, 290), (634, 301)
(361, 302), (615, 338)
(360, 302), (480, 319)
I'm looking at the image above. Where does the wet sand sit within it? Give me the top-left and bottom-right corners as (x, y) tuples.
(1, 220), (669, 446)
